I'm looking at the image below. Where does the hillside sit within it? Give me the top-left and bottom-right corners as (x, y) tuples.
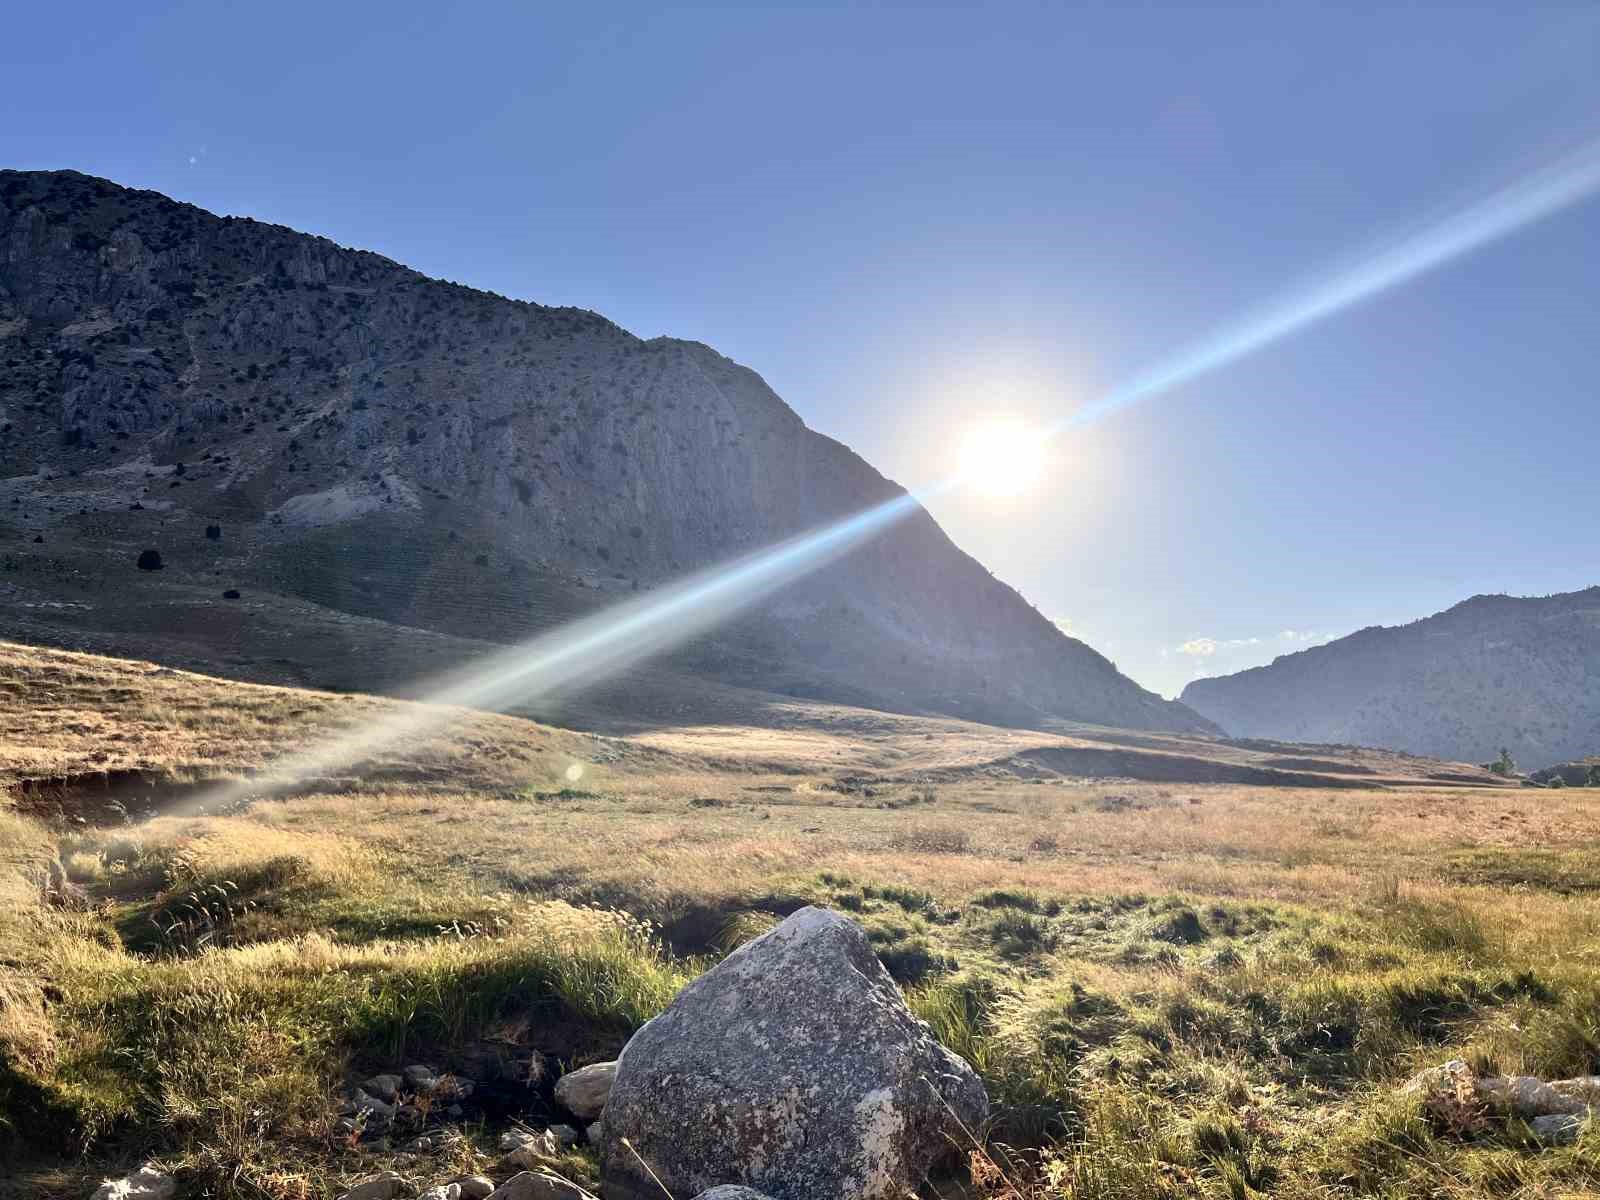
(1181, 587), (1600, 766)
(0, 168), (1211, 734)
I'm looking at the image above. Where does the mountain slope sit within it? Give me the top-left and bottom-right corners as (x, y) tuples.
(0, 168), (1213, 733)
(1181, 588), (1600, 764)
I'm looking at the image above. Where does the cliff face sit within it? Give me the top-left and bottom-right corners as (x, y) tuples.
(0, 168), (1214, 733)
(1182, 589), (1600, 765)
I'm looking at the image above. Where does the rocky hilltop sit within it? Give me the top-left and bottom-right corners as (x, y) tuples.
(0, 169), (1212, 733)
(1181, 588), (1600, 765)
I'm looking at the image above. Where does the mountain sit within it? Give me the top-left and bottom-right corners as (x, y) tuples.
(1181, 588), (1600, 766)
(0, 169), (1213, 734)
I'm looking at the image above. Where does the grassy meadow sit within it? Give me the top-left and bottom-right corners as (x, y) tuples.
(3, 642), (1600, 1199)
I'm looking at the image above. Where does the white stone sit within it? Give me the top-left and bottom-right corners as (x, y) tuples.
(338, 1172), (409, 1200)
(90, 1166), (176, 1200)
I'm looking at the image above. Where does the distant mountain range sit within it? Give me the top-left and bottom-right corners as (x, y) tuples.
(0, 168), (1214, 734)
(1182, 587), (1600, 767)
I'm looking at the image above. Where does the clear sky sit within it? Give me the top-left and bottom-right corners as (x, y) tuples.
(6, 2), (1600, 697)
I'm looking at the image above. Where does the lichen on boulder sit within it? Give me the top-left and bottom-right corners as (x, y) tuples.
(599, 906), (988, 1200)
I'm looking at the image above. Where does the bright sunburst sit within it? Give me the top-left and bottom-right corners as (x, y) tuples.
(956, 419), (1046, 497)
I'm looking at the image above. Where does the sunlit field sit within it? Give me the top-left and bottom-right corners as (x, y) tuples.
(4, 643), (1599, 1200)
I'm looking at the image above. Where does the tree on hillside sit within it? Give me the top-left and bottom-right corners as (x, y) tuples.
(1489, 748), (1516, 778)
(1548, 773), (1567, 789)
(1587, 764), (1600, 788)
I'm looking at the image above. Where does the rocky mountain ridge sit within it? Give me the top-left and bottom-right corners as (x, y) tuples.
(0, 168), (1213, 733)
(1181, 587), (1600, 765)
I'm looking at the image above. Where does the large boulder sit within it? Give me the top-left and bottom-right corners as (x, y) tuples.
(599, 906), (988, 1200)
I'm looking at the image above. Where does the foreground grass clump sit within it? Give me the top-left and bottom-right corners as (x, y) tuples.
(1, 835), (688, 1196)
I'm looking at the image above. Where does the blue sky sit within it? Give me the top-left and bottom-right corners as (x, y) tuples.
(6, 2), (1600, 697)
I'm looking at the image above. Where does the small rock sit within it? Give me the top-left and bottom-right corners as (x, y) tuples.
(404, 1065), (440, 1091)
(419, 1187), (460, 1200)
(90, 1166), (177, 1200)
(1403, 1059), (1475, 1097)
(351, 1089), (397, 1119)
(554, 1061), (617, 1121)
(453, 1178), (494, 1200)
(485, 1171), (597, 1200)
(338, 1172), (409, 1200)
(585, 1121), (602, 1148)
(548, 1124), (580, 1148)
(1550, 1076), (1600, 1106)
(1531, 1112), (1587, 1144)
(1480, 1075), (1588, 1118)
(501, 1128), (562, 1168)
(365, 1073), (405, 1102)
(691, 1190), (777, 1200)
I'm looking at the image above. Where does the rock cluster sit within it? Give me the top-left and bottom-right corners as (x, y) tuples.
(340, 1065), (476, 1139)
(1406, 1060), (1596, 1144)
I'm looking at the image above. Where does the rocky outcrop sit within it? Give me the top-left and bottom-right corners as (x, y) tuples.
(1183, 588), (1600, 765)
(599, 907), (988, 1200)
(0, 168), (1214, 735)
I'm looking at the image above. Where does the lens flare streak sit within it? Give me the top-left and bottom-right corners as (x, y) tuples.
(200, 492), (923, 806)
(1059, 136), (1600, 432)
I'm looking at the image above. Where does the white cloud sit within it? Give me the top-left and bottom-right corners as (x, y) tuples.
(1176, 635), (1261, 658)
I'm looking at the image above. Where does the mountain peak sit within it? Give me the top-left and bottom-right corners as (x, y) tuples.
(1182, 585), (1600, 765)
(0, 168), (1215, 735)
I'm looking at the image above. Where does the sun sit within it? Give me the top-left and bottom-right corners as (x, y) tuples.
(956, 418), (1046, 497)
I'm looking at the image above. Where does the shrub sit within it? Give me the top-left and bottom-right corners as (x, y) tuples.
(135, 549), (163, 571)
